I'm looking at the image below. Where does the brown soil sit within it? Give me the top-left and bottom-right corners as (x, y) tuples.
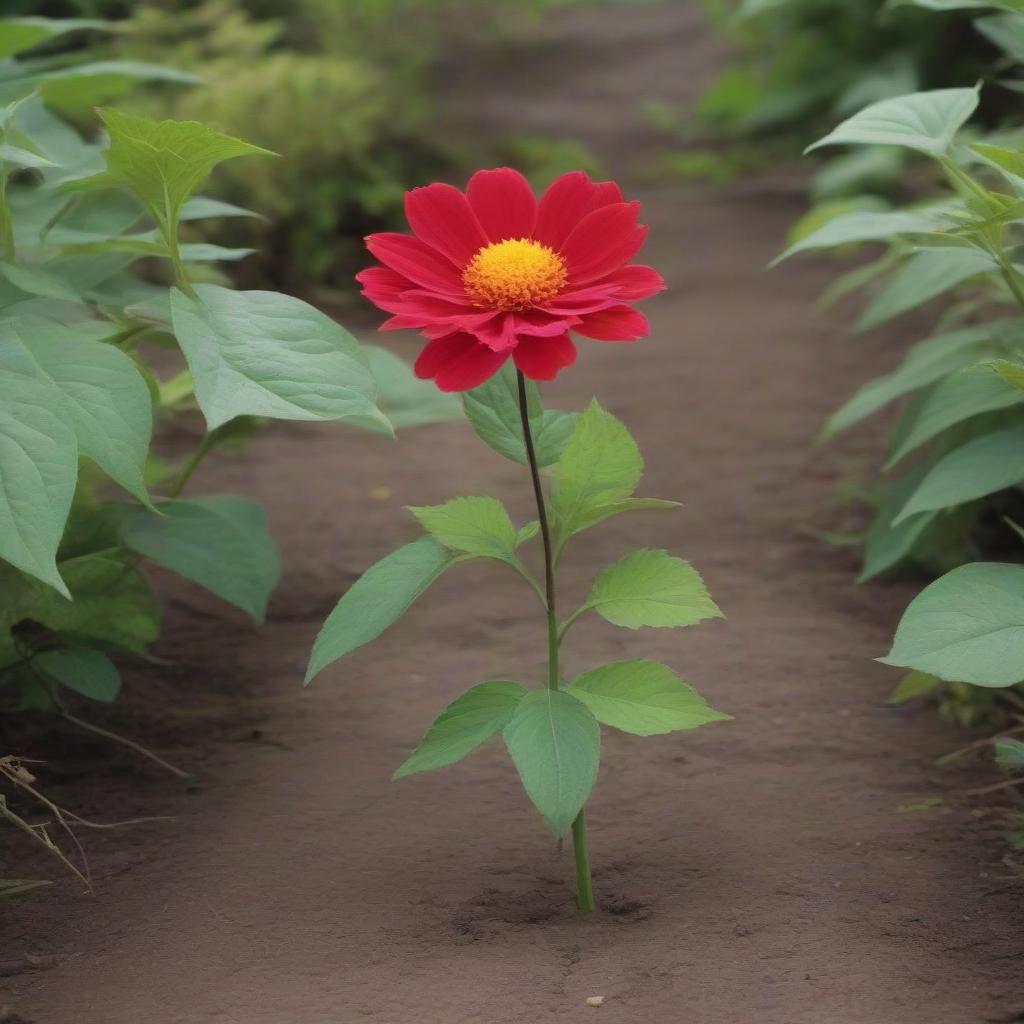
(2, 4), (1021, 1023)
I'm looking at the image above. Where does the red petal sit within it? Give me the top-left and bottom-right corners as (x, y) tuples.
(404, 184), (487, 268)
(561, 203), (647, 285)
(534, 171), (604, 249)
(473, 312), (518, 352)
(574, 304), (650, 341)
(604, 264), (666, 300)
(541, 285), (621, 315)
(592, 181), (625, 206)
(415, 333), (510, 391)
(513, 309), (580, 336)
(365, 233), (465, 296)
(356, 266), (415, 305)
(467, 168), (537, 243)
(513, 332), (577, 381)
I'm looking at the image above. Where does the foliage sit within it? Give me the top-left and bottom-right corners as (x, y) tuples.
(0, 21), (456, 758)
(307, 367), (728, 908)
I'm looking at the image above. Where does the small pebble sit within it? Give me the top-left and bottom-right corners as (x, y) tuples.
(586, 996), (605, 1007)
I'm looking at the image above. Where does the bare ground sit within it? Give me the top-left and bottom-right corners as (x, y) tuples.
(2, 3), (1021, 1022)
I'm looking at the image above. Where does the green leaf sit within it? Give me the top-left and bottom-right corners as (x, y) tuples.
(568, 497), (680, 533)
(408, 496), (519, 562)
(889, 0), (1024, 11)
(860, 469), (939, 581)
(990, 358), (1024, 389)
(857, 248), (995, 332)
(0, 262), (79, 303)
(551, 400), (642, 543)
(0, 17), (107, 59)
(887, 670), (941, 704)
(582, 549), (723, 630)
(84, 110), (269, 234)
(169, 284), (388, 433)
(0, 368), (76, 595)
(118, 497), (280, 622)
(503, 689), (600, 836)
(393, 680), (527, 779)
(27, 555), (160, 653)
(36, 646), (121, 702)
(462, 363), (577, 467)
(887, 363), (1024, 465)
(0, 144), (56, 170)
(823, 321), (1009, 438)
(807, 87), (980, 156)
(995, 737), (1024, 772)
(881, 561), (1024, 686)
(976, 13), (1024, 62)
(774, 206), (955, 263)
(306, 537), (451, 684)
(896, 424), (1024, 521)
(568, 660), (730, 736)
(362, 345), (461, 429)
(3, 316), (152, 504)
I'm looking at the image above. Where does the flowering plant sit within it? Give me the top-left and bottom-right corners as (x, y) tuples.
(307, 170), (728, 911)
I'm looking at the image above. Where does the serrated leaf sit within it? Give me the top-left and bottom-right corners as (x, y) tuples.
(582, 549), (723, 630)
(823, 321), (1008, 438)
(503, 689), (599, 836)
(857, 248), (995, 332)
(0, 367), (76, 595)
(887, 363), (1024, 465)
(551, 400), (642, 544)
(169, 284), (388, 433)
(36, 646), (121, 702)
(881, 561), (1024, 686)
(896, 424), (1024, 521)
(409, 496), (518, 562)
(306, 537), (451, 684)
(568, 660), (730, 735)
(394, 680), (527, 779)
(807, 87), (980, 156)
(462, 363), (577, 467)
(3, 316), (152, 504)
(87, 109), (270, 234)
(118, 497), (280, 622)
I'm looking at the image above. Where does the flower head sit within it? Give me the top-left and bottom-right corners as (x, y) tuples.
(357, 168), (665, 391)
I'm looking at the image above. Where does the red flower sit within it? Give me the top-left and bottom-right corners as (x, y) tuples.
(357, 168), (665, 391)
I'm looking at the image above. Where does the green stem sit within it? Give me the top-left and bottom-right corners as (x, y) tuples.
(0, 170), (15, 261)
(163, 221), (197, 300)
(168, 431), (218, 498)
(515, 370), (596, 913)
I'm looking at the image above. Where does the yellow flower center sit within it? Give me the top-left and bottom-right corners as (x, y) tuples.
(462, 238), (567, 311)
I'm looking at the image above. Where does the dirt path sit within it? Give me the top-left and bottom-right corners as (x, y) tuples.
(3, 4), (1021, 1023)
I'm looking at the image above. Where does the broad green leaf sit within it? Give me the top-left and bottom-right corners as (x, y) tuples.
(971, 143), (1024, 186)
(2, 316), (152, 504)
(170, 284), (388, 433)
(36, 646), (120, 702)
(887, 670), (941, 704)
(393, 680), (527, 779)
(503, 689), (600, 836)
(569, 497), (680, 533)
(774, 207), (954, 264)
(568, 660), (730, 736)
(896, 424), (1024, 521)
(857, 248), (995, 332)
(0, 17), (107, 59)
(179, 196), (260, 221)
(362, 345), (461, 429)
(462, 363), (577, 467)
(0, 369), (76, 595)
(807, 87), (980, 156)
(582, 549), (723, 630)
(995, 737), (1024, 771)
(887, 363), (1024, 465)
(551, 400), (642, 542)
(0, 262), (79, 303)
(976, 14), (1024, 62)
(28, 63), (200, 116)
(27, 555), (160, 653)
(118, 497), (280, 622)
(306, 537), (451, 683)
(0, 144), (56, 170)
(860, 469), (939, 581)
(882, 561), (1024, 686)
(991, 357), (1024, 388)
(408, 496), (518, 562)
(823, 321), (1009, 438)
(87, 109), (270, 234)
(890, 0), (1024, 10)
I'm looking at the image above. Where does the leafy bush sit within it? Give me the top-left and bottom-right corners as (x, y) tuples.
(0, 15), (456, 880)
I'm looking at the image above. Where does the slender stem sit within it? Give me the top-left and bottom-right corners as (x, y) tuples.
(0, 170), (15, 261)
(515, 370), (596, 913)
(168, 431), (218, 498)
